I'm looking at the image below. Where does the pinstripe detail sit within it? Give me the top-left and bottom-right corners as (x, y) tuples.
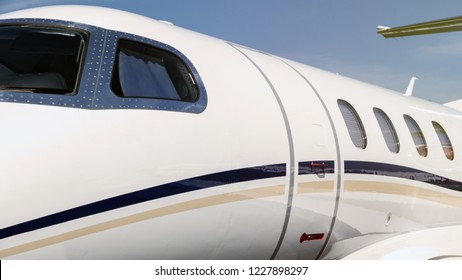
(0, 163), (286, 240)
(0, 185), (285, 258)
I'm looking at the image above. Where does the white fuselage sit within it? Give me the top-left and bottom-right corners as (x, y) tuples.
(0, 6), (461, 260)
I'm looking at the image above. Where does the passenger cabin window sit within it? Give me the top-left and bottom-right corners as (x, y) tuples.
(404, 115), (428, 157)
(432, 121), (454, 160)
(374, 108), (400, 153)
(338, 99), (367, 149)
(0, 25), (87, 94)
(111, 40), (198, 102)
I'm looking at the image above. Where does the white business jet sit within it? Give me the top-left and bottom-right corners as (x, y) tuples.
(0, 6), (461, 259)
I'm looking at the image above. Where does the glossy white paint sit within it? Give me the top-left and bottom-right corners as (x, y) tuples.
(0, 6), (461, 260)
(343, 225), (462, 259)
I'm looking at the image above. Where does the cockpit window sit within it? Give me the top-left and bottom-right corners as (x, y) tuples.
(111, 39), (199, 102)
(0, 25), (87, 94)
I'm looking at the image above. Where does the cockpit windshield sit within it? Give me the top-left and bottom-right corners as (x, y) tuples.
(0, 26), (87, 94)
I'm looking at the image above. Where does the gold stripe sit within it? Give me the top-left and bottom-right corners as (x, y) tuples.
(344, 180), (462, 208)
(297, 181), (334, 194)
(1, 185), (285, 258)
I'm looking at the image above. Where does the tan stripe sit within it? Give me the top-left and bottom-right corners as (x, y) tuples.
(345, 180), (462, 208)
(1, 185), (285, 258)
(297, 181), (334, 194)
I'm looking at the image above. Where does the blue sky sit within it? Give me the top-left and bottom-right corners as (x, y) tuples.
(1, 0), (462, 103)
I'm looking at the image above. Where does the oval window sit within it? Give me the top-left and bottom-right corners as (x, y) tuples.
(374, 108), (400, 153)
(432, 121), (454, 160)
(338, 99), (367, 149)
(404, 115), (427, 157)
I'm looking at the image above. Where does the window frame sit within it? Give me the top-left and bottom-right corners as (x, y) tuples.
(111, 39), (199, 102)
(0, 24), (88, 95)
(432, 121), (454, 160)
(94, 31), (207, 113)
(373, 108), (400, 153)
(337, 99), (367, 149)
(0, 18), (103, 109)
(0, 19), (208, 113)
(404, 115), (428, 157)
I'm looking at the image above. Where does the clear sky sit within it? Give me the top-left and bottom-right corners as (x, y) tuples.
(1, 0), (462, 103)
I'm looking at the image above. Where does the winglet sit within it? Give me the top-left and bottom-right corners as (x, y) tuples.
(405, 77), (418, 96)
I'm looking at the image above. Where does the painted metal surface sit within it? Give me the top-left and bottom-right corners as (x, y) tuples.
(0, 6), (461, 260)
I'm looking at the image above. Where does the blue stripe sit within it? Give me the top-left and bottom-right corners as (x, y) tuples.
(345, 161), (462, 192)
(5, 160), (459, 240)
(0, 163), (286, 239)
